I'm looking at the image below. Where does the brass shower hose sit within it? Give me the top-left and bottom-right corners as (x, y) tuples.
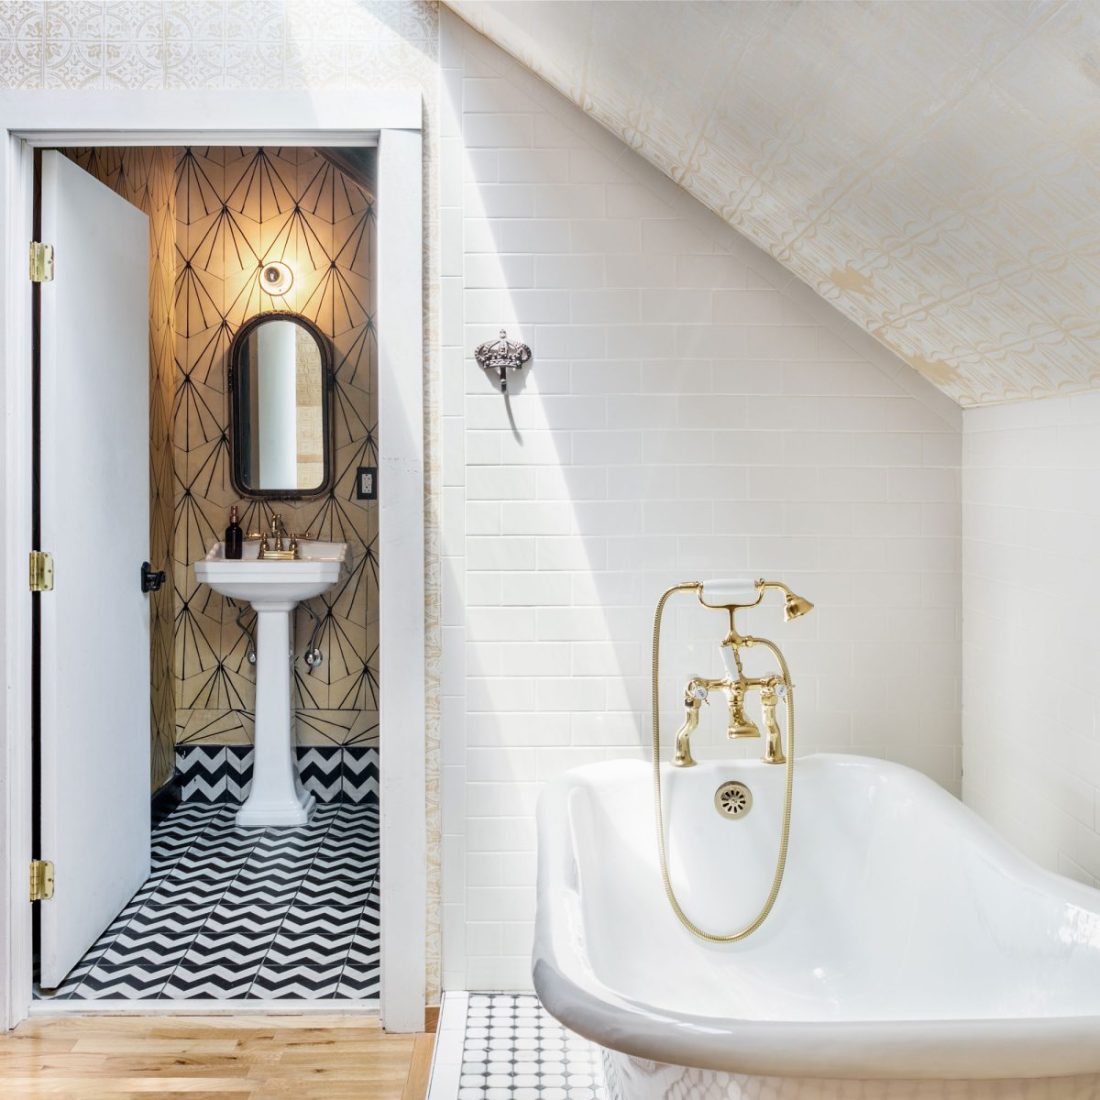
(651, 582), (797, 942)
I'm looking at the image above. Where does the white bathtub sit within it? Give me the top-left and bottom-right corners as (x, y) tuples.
(533, 755), (1100, 1099)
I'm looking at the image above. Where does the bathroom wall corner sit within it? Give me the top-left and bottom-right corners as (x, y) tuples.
(961, 395), (1100, 888)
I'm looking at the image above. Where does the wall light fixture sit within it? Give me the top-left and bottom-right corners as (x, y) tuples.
(259, 261), (293, 296)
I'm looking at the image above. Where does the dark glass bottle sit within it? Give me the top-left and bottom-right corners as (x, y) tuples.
(225, 505), (243, 560)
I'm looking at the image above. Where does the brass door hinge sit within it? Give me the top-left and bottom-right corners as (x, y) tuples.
(29, 550), (54, 593)
(29, 241), (54, 283)
(29, 860), (54, 902)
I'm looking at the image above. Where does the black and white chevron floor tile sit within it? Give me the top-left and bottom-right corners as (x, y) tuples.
(176, 745), (379, 804)
(36, 798), (380, 1001)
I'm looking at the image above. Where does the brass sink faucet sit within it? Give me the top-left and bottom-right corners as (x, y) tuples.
(269, 512), (287, 552)
(671, 579), (812, 768)
(249, 512), (300, 560)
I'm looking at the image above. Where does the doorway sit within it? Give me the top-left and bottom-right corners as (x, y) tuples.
(35, 144), (381, 1003)
(0, 91), (426, 1031)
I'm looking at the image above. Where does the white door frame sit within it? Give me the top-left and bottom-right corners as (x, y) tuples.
(0, 90), (426, 1033)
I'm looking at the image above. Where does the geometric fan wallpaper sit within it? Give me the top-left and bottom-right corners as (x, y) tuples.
(66, 145), (380, 789)
(173, 147), (379, 754)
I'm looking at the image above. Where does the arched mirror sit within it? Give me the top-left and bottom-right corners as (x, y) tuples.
(228, 313), (333, 498)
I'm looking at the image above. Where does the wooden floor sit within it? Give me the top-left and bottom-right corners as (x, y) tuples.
(0, 1012), (436, 1099)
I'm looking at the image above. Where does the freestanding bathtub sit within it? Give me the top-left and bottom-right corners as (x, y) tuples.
(533, 755), (1100, 1099)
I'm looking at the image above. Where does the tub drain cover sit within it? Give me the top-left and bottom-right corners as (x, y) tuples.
(714, 781), (752, 819)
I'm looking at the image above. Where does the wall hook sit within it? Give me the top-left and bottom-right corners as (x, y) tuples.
(474, 329), (531, 393)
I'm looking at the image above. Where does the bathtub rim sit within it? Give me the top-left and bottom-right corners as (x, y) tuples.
(532, 753), (1100, 1081)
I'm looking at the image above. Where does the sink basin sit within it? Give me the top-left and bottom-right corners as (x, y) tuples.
(194, 539), (349, 827)
(194, 539), (348, 603)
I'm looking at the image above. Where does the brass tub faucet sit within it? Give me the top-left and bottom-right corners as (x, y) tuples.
(651, 576), (814, 942)
(668, 578), (812, 769)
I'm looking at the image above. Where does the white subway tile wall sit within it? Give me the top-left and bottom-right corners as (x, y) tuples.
(439, 12), (962, 991)
(962, 392), (1100, 891)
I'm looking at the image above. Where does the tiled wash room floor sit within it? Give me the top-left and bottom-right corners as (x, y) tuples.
(34, 742), (604, 1096)
(36, 745), (379, 1002)
(426, 993), (608, 1100)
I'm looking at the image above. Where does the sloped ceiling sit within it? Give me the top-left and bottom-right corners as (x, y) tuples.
(446, 0), (1100, 407)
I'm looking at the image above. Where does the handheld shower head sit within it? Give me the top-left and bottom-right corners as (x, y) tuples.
(752, 579), (814, 622)
(783, 592), (814, 621)
(697, 577), (814, 621)
(698, 577), (760, 607)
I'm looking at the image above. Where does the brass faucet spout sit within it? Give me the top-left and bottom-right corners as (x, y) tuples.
(269, 512), (285, 551)
(724, 681), (759, 739)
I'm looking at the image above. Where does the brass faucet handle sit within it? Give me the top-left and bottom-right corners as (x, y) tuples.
(684, 682), (709, 707)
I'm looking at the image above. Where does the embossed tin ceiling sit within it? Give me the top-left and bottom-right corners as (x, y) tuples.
(447, 0), (1100, 406)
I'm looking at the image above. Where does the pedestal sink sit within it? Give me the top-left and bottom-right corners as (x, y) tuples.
(194, 539), (348, 827)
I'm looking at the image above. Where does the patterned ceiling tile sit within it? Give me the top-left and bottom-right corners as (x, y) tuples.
(1, 2), (43, 37)
(0, 34), (41, 85)
(447, 0), (1100, 405)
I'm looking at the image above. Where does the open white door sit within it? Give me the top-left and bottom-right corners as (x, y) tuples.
(38, 151), (152, 988)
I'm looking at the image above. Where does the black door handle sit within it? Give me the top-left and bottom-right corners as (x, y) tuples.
(141, 561), (166, 594)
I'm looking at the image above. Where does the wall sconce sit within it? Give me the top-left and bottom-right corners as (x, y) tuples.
(474, 329), (531, 393)
(258, 261), (293, 296)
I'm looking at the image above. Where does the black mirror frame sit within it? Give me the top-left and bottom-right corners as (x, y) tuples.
(227, 311), (335, 500)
